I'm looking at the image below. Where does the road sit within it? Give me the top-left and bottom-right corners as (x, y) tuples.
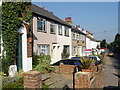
(103, 53), (120, 88)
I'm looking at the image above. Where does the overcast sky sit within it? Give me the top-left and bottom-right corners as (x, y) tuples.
(33, 2), (118, 43)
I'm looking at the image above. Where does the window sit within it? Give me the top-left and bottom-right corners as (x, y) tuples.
(58, 24), (62, 35)
(38, 45), (49, 55)
(77, 34), (79, 40)
(64, 26), (69, 37)
(73, 47), (77, 55)
(73, 33), (76, 39)
(63, 45), (69, 53)
(37, 17), (46, 32)
(50, 22), (55, 34)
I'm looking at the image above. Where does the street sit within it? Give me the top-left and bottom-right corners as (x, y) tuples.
(103, 53), (120, 88)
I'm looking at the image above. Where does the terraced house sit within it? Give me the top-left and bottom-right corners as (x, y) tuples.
(71, 26), (86, 57)
(32, 4), (72, 64)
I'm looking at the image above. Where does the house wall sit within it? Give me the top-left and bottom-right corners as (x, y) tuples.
(33, 16), (57, 63)
(71, 31), (86, 57)
(56, 26), (72, 63)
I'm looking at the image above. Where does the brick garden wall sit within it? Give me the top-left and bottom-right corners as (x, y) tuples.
(74, 64), (103, 89)
(22, 70), (42, 88)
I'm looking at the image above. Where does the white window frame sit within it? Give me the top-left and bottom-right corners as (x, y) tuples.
(38, 44), (49, 55)
(58, 24), (62, 35)
(37, 17), (46, 32)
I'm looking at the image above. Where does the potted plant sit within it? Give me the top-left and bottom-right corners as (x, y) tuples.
(61, 49), (70, 59)
(80, 57), (95, 78)
(27, 37), (32, 42)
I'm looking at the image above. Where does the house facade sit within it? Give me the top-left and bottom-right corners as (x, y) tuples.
(63, 17), (86, 57)
(84, 31), (100, 56)
(32, 4), (72, 64)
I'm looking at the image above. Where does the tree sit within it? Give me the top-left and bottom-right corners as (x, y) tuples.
(100, 39), (107, 48)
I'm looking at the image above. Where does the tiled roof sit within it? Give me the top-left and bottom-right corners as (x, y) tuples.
(71, 26), (86, 35)
(32, 4), (72, 28)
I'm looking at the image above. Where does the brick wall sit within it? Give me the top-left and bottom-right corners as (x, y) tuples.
(22, 70), (42, 88)
(74, 72), (90, 88)
(59, 63), (76, 75)
(74, 67), (103, 89)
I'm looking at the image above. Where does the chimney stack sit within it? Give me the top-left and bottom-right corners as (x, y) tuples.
(65, 17), (72, 24)
(82, 28), (84, 31)
(76, 25), (80, 29)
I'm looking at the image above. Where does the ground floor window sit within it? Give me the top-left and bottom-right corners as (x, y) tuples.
(38, 44), (49, 55)
(73, 46), (77, 56)
(63, 45), (69, 53)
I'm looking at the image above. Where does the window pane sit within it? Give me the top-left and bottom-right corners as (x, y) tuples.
(38, 45), (49, 55)
(37, 18), (46, 32)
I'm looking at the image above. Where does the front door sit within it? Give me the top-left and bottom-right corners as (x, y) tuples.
(18, 34), (22, 71)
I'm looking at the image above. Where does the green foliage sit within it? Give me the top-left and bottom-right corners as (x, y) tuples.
(32, 52), (39, 68)
(80, 57), (95, 69)
(33, 53), (55, 73)
(2, 2), (32, 74)
(100, 39), (107, 48)
(2, 77), (24, 89)
(42, 82), (48, 90)
(61, 49), (70, 59)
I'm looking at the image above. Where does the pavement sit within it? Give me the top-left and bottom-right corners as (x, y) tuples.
(103, 54), (119, 88)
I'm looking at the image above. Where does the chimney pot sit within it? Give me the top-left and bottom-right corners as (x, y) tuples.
(82, 28), (84, 31)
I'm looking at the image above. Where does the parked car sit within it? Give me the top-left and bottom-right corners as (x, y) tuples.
(51, 59), (83, 72)
(71, 57), (81, 60)
(88, 55), (102, 66)
(108, 51), (114, 57)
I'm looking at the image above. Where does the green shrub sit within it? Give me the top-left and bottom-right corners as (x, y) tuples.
(61, 49), (70, 59)
(2, 77), (24, 89)
(80, 57), (95, 69)
(33, 53), (55, 73)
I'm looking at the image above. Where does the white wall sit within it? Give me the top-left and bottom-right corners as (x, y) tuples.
(19, 24), (32, 72)
(53, 25), (72, 63)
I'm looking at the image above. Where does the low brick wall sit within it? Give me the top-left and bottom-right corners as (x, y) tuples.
(74, 72), (90, 88)
(22, 70), (42, 88)
(59, 63), (76, 75)
(74, 67), (103, 89)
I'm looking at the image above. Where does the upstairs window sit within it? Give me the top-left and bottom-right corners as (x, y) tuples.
(77, 34), (79, 40)
(64, 26), (69, 37)
(50, 22), (55, 34)
(58, 24), (62, 35)
(73, 33), (76, 39)
(37, 17), (46, 32)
